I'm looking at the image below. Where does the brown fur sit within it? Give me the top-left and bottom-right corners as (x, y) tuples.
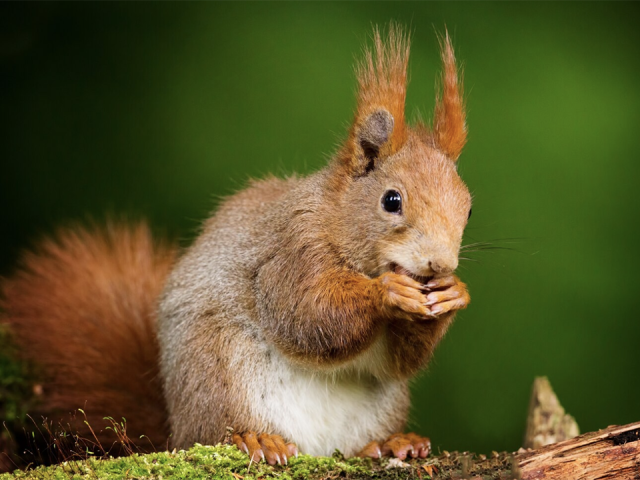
(0, 222), (177, 451)
(254, 132), (470, 376)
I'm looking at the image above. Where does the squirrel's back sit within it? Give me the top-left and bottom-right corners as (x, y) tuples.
(0, 221), (177, 453)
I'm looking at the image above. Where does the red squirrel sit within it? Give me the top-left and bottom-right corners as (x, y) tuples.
(1, 25), (471, 465)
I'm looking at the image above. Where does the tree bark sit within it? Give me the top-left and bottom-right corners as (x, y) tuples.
(516, 420), (640, 480)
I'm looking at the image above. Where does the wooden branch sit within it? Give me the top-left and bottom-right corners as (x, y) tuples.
(516, 421), (640, 480)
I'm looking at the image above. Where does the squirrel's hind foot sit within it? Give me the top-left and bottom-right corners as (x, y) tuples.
(232, 431), (298, 465)
(358, 432), (431, 460)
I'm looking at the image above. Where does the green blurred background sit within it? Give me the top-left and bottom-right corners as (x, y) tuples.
(1, 2), (639, 455)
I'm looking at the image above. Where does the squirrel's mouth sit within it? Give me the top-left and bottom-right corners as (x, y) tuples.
(389, 262), (433, 284)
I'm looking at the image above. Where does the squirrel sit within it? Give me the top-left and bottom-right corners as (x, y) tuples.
(1, 25), (471, 466)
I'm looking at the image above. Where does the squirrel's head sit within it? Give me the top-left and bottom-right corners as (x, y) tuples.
(329, 25), (471, 282)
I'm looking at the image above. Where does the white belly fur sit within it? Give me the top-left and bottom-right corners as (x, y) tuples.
(249, 339), (407, 457)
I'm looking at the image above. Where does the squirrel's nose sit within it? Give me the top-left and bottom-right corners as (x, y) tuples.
(429, 258), (457, 275)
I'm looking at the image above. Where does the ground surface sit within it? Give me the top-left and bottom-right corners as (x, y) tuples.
(0, 443), (521, 480)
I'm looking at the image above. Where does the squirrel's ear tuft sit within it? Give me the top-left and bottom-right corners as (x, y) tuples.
(432, 30), (467, 161)
(338, 23), (410, 175)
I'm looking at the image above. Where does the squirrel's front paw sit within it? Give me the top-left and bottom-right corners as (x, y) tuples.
(232, 431), (298, 465)
(424, 274), (470, 316)
(376, 272), (431, 321)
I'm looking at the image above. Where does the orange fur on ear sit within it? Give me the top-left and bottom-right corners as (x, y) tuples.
(339, 24), (410, 170)
(432, 30), (467, 161)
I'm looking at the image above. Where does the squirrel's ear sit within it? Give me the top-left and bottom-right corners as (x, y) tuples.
(353, 108), (395, 174)
(337, 24), (410, 176)
(431, 31), (467, 161)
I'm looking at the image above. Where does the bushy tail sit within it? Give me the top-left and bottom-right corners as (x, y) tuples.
(0, 221), (178, 455)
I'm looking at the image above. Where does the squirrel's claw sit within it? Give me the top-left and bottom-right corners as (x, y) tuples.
(358, 432), (431, 460)
(234, 431), (297, 466)
(377, 271), (469, 321)
(232, 433), (250, 454)
(377, 272), (431, 321)
(424, 275), (470, 316)
(286, 442), (299, 459)
(358, 441), (384, 459)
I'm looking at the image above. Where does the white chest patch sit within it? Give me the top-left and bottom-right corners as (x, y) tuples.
(249, 346), (407, 457)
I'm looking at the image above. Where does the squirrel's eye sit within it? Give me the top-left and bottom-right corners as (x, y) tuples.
(382, 190), (402, 214)
(468, 207), (472, 220)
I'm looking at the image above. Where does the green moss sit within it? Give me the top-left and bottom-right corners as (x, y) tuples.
(0, 441), (525, 479)
(0, 444), (432, 480)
